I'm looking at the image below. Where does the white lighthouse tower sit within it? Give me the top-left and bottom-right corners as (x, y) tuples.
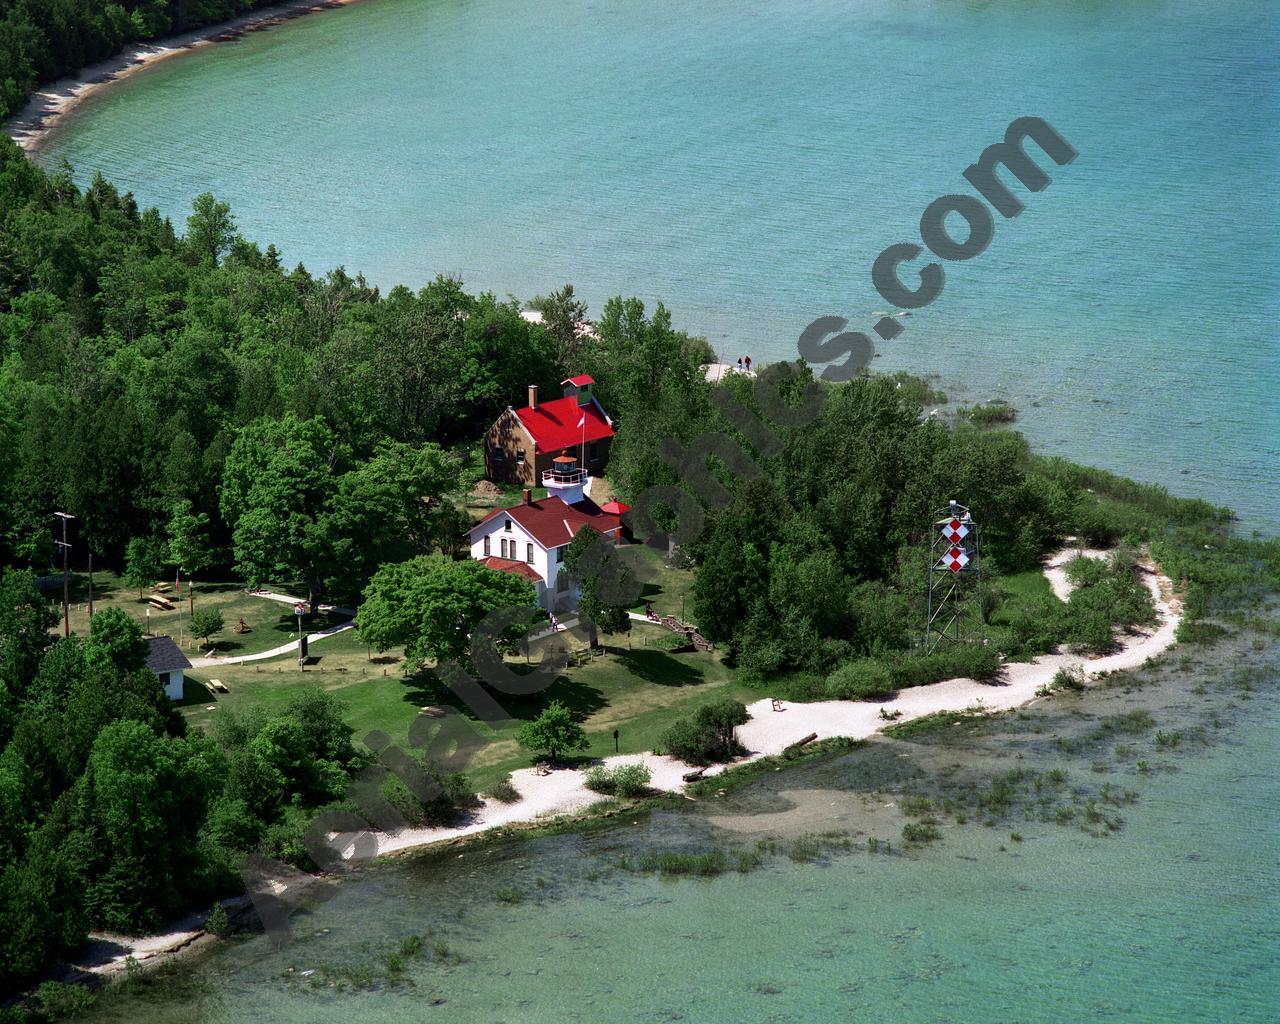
(542, 453), (587, 505)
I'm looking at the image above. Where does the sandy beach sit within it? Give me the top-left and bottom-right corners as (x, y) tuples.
(73, 542), (1181, 975)
(3, 0), (364, 155)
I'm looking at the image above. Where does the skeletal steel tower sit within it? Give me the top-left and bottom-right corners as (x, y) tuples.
(925, 499), (984, 652)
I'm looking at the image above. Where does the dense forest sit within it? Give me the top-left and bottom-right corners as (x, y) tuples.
(0, 1), (294, 121)
(0, 133), (717, 995)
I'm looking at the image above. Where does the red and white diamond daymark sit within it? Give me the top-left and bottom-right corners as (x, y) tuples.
(941, 518), (970, 545)
(940, 545), (969, 573)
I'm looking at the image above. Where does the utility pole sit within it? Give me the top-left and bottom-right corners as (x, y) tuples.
(54, 512), (75, 637)
(87, 552), (94, 621)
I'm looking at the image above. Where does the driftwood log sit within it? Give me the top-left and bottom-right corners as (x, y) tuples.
(783, 732), (819, 759)
(682, 767), (708, 782)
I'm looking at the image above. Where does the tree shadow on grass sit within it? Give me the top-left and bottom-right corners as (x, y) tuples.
(265, 610), (345, 638)
(610, 649), (705, 687)
(398, 668), (609, 725)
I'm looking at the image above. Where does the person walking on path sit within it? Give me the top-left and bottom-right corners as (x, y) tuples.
(744, 355), (751, 372)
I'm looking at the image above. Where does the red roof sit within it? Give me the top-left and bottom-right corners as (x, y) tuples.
(478, 556), (544, 583)
(516, 395), (613, 452)
(562, 374), (595, 387)
(600, 500), (631, 515)
(470, 495), (621, 549)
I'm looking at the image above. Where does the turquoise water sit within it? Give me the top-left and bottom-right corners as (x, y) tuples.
(32, 0), (1280, 532)
(77, 649), (1280, 1022)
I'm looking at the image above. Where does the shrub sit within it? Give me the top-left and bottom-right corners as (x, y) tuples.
(206, 902), (231, 937)
(33, 982), (97, 1020)
(1049, 665), (1085, 691)
(825, 658), (894, 700)
(584, 762), (653, 798)
(378, 762), (479, 828)
(888, 643), (1002, 689)
(1000, 595), (1064, 657)
(660, 700), (749, 766)
(484, 774), (521, 804)
(1174, 620), (1229, 646)
(1064, 555), (1109, 589)
(958, 401), (1017, 426)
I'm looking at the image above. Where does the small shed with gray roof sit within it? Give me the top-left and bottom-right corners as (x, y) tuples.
(146, 635), (192, 701)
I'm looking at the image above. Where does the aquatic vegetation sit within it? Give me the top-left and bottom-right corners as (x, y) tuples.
(900, 795), (934, 816)
(786, 837), (822, 862)
(1093, 709), (1156, 737)
(618, 849), (729, 877)
(901, 822), (942, 844)
(400, 935), (423, 958)
(685, 738), (860, 797)
(883, 708), (989, 740)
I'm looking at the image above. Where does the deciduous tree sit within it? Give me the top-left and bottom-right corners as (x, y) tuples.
(516, 700), (588, 764)
(357, 556), (538, 670)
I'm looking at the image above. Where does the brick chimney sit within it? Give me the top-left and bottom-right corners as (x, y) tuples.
(523, 488), (532, 505)
(528, 384), (538, 409)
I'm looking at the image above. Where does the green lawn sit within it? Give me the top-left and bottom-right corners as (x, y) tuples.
(989, 566), (1063, 622)
(53, 571), (351, 658)
(624, 545), (698, 624)
(180, 619), (752, 792)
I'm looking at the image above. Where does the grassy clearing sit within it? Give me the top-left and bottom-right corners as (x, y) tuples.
(623, 545), (698, 622)
(48, 571), (351, 657)
(181, 619), (755, 792)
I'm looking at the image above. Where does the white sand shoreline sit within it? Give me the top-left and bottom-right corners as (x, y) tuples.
(3, 0), (364, 155)
(72, 542), (1182, 977)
